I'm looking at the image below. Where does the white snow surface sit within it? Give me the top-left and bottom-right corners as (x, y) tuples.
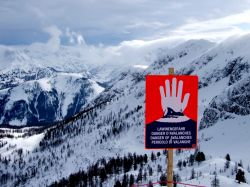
(0, 133), (44, 156)
(37, 78), (52, 92)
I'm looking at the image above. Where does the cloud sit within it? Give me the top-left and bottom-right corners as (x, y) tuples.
(169, 9), (250, 41)
(1, 0), (250, 45)
(43, 26), (62, 52)
(65, 28), (86, 45)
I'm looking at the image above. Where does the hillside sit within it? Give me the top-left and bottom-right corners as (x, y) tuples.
(0, 35), (250, 187)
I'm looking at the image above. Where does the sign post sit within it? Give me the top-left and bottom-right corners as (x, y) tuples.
(167, 68), (174, 187)
(145, 68), (198, 187)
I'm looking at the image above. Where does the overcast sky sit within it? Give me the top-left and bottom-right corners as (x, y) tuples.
(1, 0), (250, 45)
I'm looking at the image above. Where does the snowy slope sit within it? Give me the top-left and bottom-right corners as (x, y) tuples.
(0, 35), (250, 187)
(0, 39), (166, 126)
(0, 43), (107, 126)
(0, 73), (104, 126)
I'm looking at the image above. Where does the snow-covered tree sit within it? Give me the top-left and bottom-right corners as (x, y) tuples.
(190, 168), (196, 180)
(211, 173), (220, 187)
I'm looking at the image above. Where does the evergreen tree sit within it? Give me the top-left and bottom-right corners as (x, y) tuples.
(195, 152), (205, 163)
(129, 174), (135, 186)
(189, 154), (195, 166)
(225, 154), (231, 161)
(148, 180), (153, 187)
(148, 166), (153, 176)
(151, 152), (156, 162)
(239, 160), (243, 167)
(159, 174), (167, 186)
(123, 156), (132, 172)
(162, 150), (167, 155)
(177, 160), (182, 171)
(190, 169), (195, 180)
(99, 168), (107, 182)
(122, 174), (128, 187)
(157, 164), (162, 173)
(136, 168), (143, 183)
(134, 162), (138, 171)
(236, 169), (246, 183)
(224, 160), (230, 169)
(211, 173), (220, 187)
(143, 169), (147, 181)
(183, 160), (186, 167)
(231, 168), (235, 176)
(114, 180), (122, 187)
(17, 148), (23, 158)
(157, 152), (161, 157)
(173, 173), (181, 187)
(143, 154), (148, 163)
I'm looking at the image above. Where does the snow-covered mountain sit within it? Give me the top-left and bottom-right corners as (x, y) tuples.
(0, 44), (96, 126)
(0, 41), (160, 126)
(0, 34), (250, 187)
(0, 72), (104, 126)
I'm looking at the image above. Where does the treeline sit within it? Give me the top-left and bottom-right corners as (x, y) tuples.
(99, 105), (143, 143)
(40, 103), (143, 150)
(49, 152), (150, 187)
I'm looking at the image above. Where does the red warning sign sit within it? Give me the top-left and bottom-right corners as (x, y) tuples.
(145, 75), (198, 149)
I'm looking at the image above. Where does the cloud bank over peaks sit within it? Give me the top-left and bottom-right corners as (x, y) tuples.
(32, 25), (182, 67)
(65, 28), (86, 46)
